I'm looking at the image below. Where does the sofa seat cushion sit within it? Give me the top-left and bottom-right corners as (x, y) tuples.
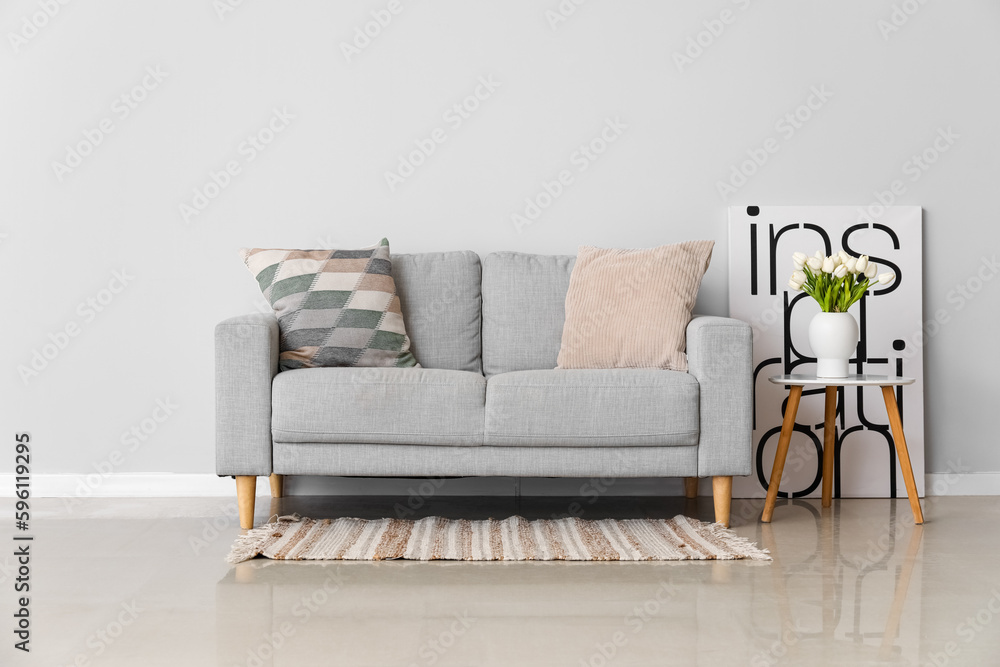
(484, 369), (699, 447)
(272, 368), (485, 446)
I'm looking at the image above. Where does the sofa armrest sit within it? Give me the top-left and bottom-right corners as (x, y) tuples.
(686, 316), (753, 477)
(216, 313), (279, 476)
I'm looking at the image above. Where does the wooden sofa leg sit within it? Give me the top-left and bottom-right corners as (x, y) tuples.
(269, 473), (284, 498)
(712, 476), (733, 527)
(684, 477), (699, 499)
(236, 476), (257, 530)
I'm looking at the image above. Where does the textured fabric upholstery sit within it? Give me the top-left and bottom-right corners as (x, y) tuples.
(687, 316), (753, 476)
(215, 314), (279, 476)
(216, 253), (754, 483)
(272, 367), (485, 446)
(484, 369), (699, 447)
(273, 443), (698, 477)
(392, 251), (482, 373)
(481, 252), (575, 375)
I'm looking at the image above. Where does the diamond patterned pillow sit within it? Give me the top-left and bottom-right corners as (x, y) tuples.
(239, 239), (419, 371)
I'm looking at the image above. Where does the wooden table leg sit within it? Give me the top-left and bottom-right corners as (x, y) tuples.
(762, 385), (803, 523)
(881, 386), (924, 525)
(822, 386), (837, 508)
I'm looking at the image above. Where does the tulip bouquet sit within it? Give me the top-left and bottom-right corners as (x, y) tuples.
(788, 251), (895, 313)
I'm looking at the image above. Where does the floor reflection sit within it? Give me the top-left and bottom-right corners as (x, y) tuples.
(15, 496), (1000, 666)
(754, 499), (924, 664)
(215, 496), (929, 666)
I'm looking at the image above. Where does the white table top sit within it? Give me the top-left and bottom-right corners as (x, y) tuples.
(769, 374), (915, 387)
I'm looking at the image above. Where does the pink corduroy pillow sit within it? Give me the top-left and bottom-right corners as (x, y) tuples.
(556, 241), (715, 371)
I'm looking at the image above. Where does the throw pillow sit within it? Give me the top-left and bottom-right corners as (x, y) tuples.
(240, 239), (419, 371)
(556, 240), (715, 372)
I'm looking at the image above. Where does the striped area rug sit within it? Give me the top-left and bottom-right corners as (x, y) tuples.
(226, 515), (770, 563)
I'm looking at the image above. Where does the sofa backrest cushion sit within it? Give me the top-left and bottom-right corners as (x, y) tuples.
(482, 252), (575, 376)
(392, 251), (482, 373)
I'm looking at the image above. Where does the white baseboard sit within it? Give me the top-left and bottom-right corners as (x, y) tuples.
(1, 473), (998, 498)
(0, 473), (683, 498)
(0, 473), (236, 498)
(924, 472), (1000, 496)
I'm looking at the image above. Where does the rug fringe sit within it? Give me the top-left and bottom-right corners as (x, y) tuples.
(226, 521), (289, 564)
(705, 520), (772, 561)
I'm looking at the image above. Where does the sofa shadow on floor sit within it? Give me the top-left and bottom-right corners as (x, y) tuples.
(258, 493), (706, 524)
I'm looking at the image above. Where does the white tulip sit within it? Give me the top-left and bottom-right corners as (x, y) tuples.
(822, 256), (835, 273)
(831, 254), (842, 267)
(838, 250), (850, 265)
(807, 257), (823, 271)
(833, 264), (848, 278)
(845, 257), (857, 273)
(792, 252), (807, 269)
(814, 250), (824, 260)
(791, 270), (806, 285)
(865, 262), (878, 279)
(788, 277), (803, 291)
(878, 272), (895, 285)
(855, 255), (869, 273)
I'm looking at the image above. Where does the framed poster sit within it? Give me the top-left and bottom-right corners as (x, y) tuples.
(728, 206), (924, 499)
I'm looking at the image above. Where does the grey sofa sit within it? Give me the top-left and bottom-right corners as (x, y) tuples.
(216, 251), (752, 529)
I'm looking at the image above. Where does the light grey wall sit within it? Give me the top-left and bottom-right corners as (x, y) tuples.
(2, 0), (998, 482)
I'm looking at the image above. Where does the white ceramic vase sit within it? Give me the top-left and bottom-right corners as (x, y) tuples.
(808, 312), (859, 378)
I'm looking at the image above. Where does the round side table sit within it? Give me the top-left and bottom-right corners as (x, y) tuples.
(762, 374), (923, 524)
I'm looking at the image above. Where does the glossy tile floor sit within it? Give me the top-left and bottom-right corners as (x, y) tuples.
(4, 494), (1000, 666)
